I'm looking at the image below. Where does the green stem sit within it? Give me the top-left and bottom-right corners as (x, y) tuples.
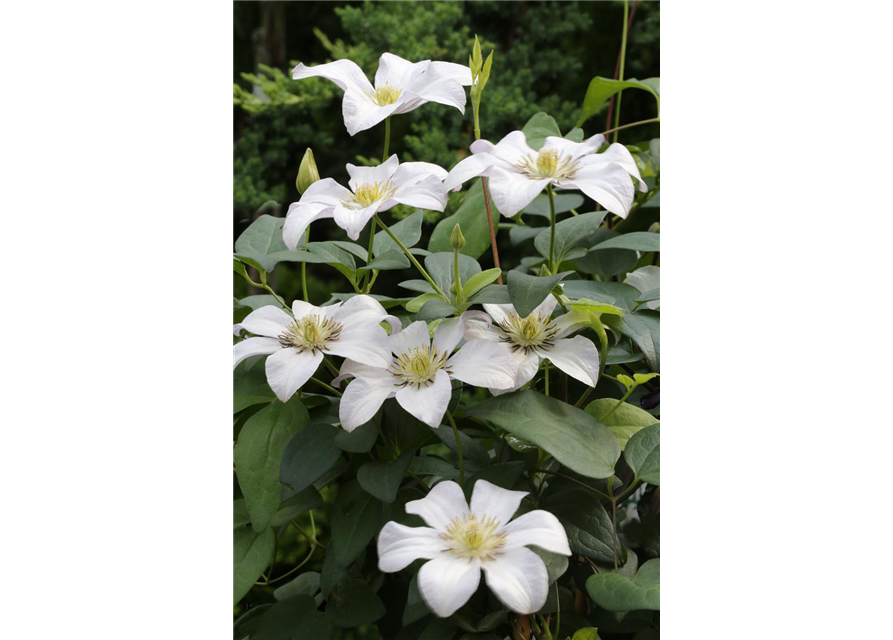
(537, 468), (611, 501)
(547, 183), (557, 272)
(612, 0), (630, 143)
(453, 248), (463, 304)
(382, 117), (391, 162)
(602, 116), (660, 137)
(446, 410), (465, 488)
(363, 217), (377, 291)
(544, 361), (550, 396)
(601, 386), (634, 421)
(301, 229), (310, 302)
(373, 214), (447, 298)
(308, 377), (342, 397)
(257, 271), (289, 310)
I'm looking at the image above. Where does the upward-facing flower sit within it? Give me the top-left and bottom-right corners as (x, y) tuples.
(444, 130), (647, 218)
(336, 314), (517, 430)
(377, 479), (571, 617)
(283, 155), (449, 246)
(464, 296), (600, 394)
(292, 52), (472, 135)
(233, 296), (398, 402)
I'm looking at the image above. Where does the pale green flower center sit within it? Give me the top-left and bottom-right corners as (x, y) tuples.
(343, 181), (396, 209)
(371, 84), (402, 106)
(516, 149), (580, 180)
(278, 314), (342, 353)
(391, 345), (449, 388)
(441, 514), (507, 561)
(498, 311), (559, 355)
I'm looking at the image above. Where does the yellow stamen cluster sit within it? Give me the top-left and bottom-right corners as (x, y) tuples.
(497, 311), (559, 355)
(278, 314), (343, 353)
(343, 181), (396, 209)
(371, 84), (402, 106)
(516, 149), (580, 180)
(391, 345), (449, 388)
(440, 514), (507, 562)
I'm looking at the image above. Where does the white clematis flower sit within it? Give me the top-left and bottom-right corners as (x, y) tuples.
(233, 295), (398, 403)
(625, 265), (660, 310)
(283, 155), (449, 246)
(292, 52), (472, 135)
(337, 314), (517, 430)
(464, 296), (600, 394)
(377, 479), (571, 617)
(444, 130), (647, 218)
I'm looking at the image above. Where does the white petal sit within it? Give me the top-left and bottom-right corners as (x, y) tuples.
(531, 295), (557, 319)
(412, 73), (467, 113)
(390, 320), (431, 355)
(432, 314), (467, 354)
(384, 174), (448, 212)
(447, 340), (518, 390)
(327, 324), (393, 368)
(283, 202), (333, 250)
(443, 152), (500, 191)
(374, 52), (414, 87)
(240, 306), (292, 338)
(558, 162), (635, 218)
(292, 300), (322, 320)
(405, 480), (470, 530)
(625, 266), (660, 309)
(332, 203), (379, 241)
(544, 335), (600, 387)
(418, 554), (481, 618)
(469, 479), (528, 525)
(502, 510), (572, 556)
(550, 312), (587, 340)
(580, 142), (648, 192)
(486, 167), (551, 218)
(292, 59), (374, 94)
(541, 133), (606, 162)
(333, 294), (389, 328)
(482, 303), (515, 325)
(342, 89), (400, 136)
(395, 369), (452, 428)
(339, 375), (396, 432)
(264, 348), (324, 402)
(233, 337), (280, 369)
(429, 61), (473, 85)
(337, 358), (393, 384)
(392, 161), (449, 183)
(491, 351), (539, 396)
(482, 546), (548, 614)
(486, 130), (537, 166)
(347, 155), (400, 192)
(377, 522), (446, 572)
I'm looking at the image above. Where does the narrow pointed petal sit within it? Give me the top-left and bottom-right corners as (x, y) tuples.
(395, 369), (452, 428)
(332, 202), (379, 241)
(240, 306), (292, 338)
(405, 479), (470, 530)
(418, 554), (481, 618)
(447, 340), (517, 390)
(233, 337), (280, 369)
(390, 320), (431, 355)
(346, 155), (400, 192)
(625, 266), (660, 309)
(264, 348), (324, 402)
(444, 152), (499, 191)
(550, 312), (587, 340)
(377, 521), (445, 572)
(342, 89), (400, 136)
(482, 546), (548, 614)
(545, 335), (600, 387)
(502, 510), (572, 556)
(292, 59), (374, 94)
(486, 167), (551, 218)
(469, 479), (528, 525)
(339, 375), (396, 432)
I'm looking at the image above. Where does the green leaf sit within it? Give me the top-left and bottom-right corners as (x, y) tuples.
(589, 232), (660, 253)
(576, 229), (638, 278)
(433, 423), (491, 470)
(326, 577), (386, 628)
(603, 311), (660, 372)
(234, 499), (250, 529)
(375, 210), (423, 256)
(330, 480), (383, 566)
(524, 193), (584, 218)
(507, 271), (572, 318)
(357, 450), (414, 503)
(466, 391), (620, 479)
(233, 525), (274, 604)
(565, 127), (585, 142)
(411, 456), (460, 480)
(402, 573), (431, 626)
(429, 182), (495, 259)
(563, 281), (643, 313)
(577, 77), (660, 128)
(467, 284), (511, 305)
(234, 215), (330, 272)
(234, 360), (276, 414)
(420, 618), (460, 639)
(234, 604), (273, 640)
(624, 424), (660, 484)
(585, 399), (659, 450)
(306, 241), (357, 281)
(334, 419), (379, 453)
(542, 490), (618, 562)
(253, 595), (330, 640)
(585, 559), (660, 611)
(270, 486), (322, 527)
(530, 546), (569, 583)
(571, 629), (600, 640)
(357, 248), (410, 273)
(418, 298), (460, 321)
(279, 424), (342, 496)
(273, 571), (321, 601)
(637, 288), (660, 303)
(406, 292), (442, 313)
(522, 112), (561, 150)
(534, 212), (607, 264)
(466, 461), (527, 497)
(425, 252), (482, 300)
(463, 268), (502, 300)
(234, 400), (309, 532)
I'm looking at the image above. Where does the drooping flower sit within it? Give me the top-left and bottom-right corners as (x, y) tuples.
(337, 314), (517, 430)
(283, 155), (449, 246)
(464, 296), (600, 394)
(292, 52), (472, 135)
(444, 130), (647, 218)
(233, 296), (399, 402)
(377, 479), (571, 617)
(625, 265), (660, 310)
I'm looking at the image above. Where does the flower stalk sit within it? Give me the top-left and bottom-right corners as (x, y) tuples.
(373, 214), (447, 299)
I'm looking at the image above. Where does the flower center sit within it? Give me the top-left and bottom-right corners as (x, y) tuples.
(371, 84), (402, 106)
(516, 149), (580, 180)
(391, 345), (449, 388)
(497, 311), (559, 355)
(343, 181), (395, 209)
(441, 514), (507, 561)
(278, 314), (342, 353)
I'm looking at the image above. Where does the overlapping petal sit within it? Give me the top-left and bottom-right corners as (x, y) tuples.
(502, 510), (573, 556)
(481, 546), (549, 614)
(395, 369), (452, 427)
(418, 554), (481, 618)
(405, 480), (470, 530)
(377, 522), (445, 572)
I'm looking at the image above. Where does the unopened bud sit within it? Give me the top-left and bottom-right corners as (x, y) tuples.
(296, 148), (320, 195)
(450, 223), (466, 250)
(648, 222), (660, 234)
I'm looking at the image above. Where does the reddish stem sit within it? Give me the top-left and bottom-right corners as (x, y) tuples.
(481, 177), (503, 284)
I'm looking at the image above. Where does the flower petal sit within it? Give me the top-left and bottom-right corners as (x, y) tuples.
(390, 320), (431, 355)
(482, 303), (514, 325)
(332, 202), (379, 241)
(264, 348), (324, 402)
(502, 510), (572, 556)
(411, 72), (467, 113)
(531, 295), (557, 319)
(374, 52), (414, 87)
(486, 166), (551, 218)
(395, 369), (452, 428)
(291, 300), (322, 320)
(541, 133), (606, 162)
(491, 351), (539, 397)
(327, 324), (392, 369)
(240, 306), (293, 338)
(342, 89), (400, 136)
(482, 546), (548, 614)
(233, 337), (280, 369)
(339, 375), (397, 432)
(625, 266), (660, 310)
(557, 161), (635, 218)
(469, 479), (528, 525)
(346, 155), (400, 192)
(443, 152), (500, 191)
(292, 59), (373, 94)
(484, 130), (537, 166)
(333, 294), (389, 329)
(447, 340), (518, 390)
(544, 335), (600, 387)
(405, 479), (470, 530)
(377, 521), (446, 572)
(418, 554), (481, 618)
(580, 142), (648, 192)
(384, 174), (448, 212)
(283, 203), (332, 250)
(429, 61), (473, 85)
(432, 314), (467, 354)
(392, 161), (449, 184)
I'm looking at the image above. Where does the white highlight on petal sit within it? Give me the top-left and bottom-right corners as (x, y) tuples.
(447, 340), (518, 390)
(264, 348), (324, 402)
(377, 521), (445, 572)
(417, 554), (481, 618)
(405, 480), (470, 530)
(395, 368), (452, 427)
(239, 305), (293, 338)
(545, 335), (600, 387)
(502, 510), (572, 556)
(469, 479), (528, 526)
(338, 375), (396, 432)
(233, 337), (280, 369)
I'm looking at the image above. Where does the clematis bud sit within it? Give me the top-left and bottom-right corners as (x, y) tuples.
(648, 222), (660, 233)
(450, 223), (466, 250)
(296, 148), (320, 194)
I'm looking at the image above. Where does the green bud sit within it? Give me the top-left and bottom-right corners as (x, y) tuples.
(449, 223), (466, 250)
(296, 148), (320, 195)
(472, 35), (483, 74)
(648, 221), (660, 233)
